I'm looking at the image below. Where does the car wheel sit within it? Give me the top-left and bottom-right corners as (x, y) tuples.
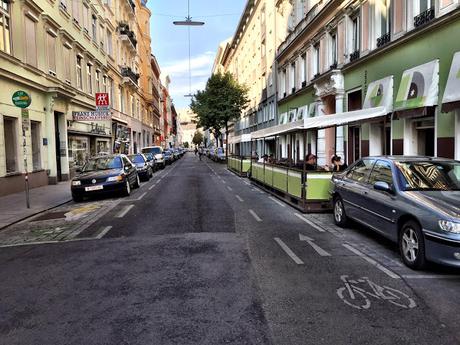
(399, 220), (426, 270)
(149, 168), (153, 178)
(333, 196), (348, 227)
(133, 174), (141, 189)
(123, 179), (131, 196)
(72, 194), (83, 202)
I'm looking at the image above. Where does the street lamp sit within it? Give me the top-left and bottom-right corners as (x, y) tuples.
(173, 0), (205, 99)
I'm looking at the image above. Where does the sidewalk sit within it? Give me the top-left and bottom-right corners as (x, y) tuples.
(0, 182), (72, 230)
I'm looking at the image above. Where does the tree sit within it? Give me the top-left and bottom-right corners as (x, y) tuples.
(190, 72), (249, 160)
(192, 131), (204, 147)
(183, 142), (190, 149)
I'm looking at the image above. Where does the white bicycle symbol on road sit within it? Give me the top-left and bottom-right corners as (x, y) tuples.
(337, 275), (417, 310)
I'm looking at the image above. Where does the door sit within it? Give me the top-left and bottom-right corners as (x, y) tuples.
(363, 160), (398, 240)
(54, 112), (62, 182)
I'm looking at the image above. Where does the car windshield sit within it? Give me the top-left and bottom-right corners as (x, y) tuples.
(144, 153), (153, 160)
(395, 161), (460, 191)
(142, 147), (162, 155)
(83, 157), (122, 172)
(128, 155), (145, 164)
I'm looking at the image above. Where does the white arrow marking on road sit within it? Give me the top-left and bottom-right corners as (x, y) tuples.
(274, 237), (304, 265)
(299, 233), (331, 257)
(235, 195), (244, 202)
(249, 209), (262, 222)
(294, 213), (325, 232)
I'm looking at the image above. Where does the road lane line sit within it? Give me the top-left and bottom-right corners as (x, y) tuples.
(135, 192), (147, 201)
(235, 195), (244, 202)
(401, 275), (460, 280)
(274, 238), (304, 265)
(96, 226), (113, 239)
(249, 209), (262, 222)
(294, 213), (325, 232)
(268, 196), (286, 207)
(299, 234), (331, 257)
(226, 186), (233, 191)
(116, 205), (135, 218)
(343, 243), (400, 279)
(148, 184), (156, 190)
(222, 180), (227, 184)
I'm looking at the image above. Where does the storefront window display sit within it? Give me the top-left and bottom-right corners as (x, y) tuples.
(68, 136), (90, 169)
(112, 122), (130, 154)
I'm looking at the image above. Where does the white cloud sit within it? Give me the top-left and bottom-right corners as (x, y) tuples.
(162, 51), (215, 77)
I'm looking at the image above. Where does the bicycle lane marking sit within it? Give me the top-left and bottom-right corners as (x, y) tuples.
(343, 243), (400, 279)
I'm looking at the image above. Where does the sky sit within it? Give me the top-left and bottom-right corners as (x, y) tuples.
(147, 0), (246, 109)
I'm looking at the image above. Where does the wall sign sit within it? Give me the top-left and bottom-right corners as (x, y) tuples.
(12, 90), (32, 108)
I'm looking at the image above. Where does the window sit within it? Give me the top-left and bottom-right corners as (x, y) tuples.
(59, 0), (68, 12)
(330, 32), (337, 66)
(95, 70), (100, 92)
(0, 0), (11, 54)
(119, 86), (124, 112)
(313, 43), (320, 76)
(76, 55), (83, 89)
(369, 160), (393, 186)
(31, 121), (41, 170)
(346, 159), (375, 183)
(91, 14), (97, 42)
(83, 5), (89, 34)
(351, 16), (360, 53)
(376, 0), (391, 41)
(300, 53), (306, 86)
(415, 0), (434, 15)
(99, 24), (105, 49)
(46, 32), (56, 74)
(290, 62), (296, 93)
(86, 63), (92, 94)
(109, 78), (114, 108)
(72, 0), (81, 25)
(24, 15), (37, 67)
(63, 45), (71, 83)
(102, 75), (107, 92)
(106, 29), (113, 56)
(3, 116), (18, 173)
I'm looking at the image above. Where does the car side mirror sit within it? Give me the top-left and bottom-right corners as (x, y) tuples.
(374, 181), (393, 194)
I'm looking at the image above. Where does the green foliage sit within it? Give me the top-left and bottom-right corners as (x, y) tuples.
(192, 131), (204, 146)
(183, 142), (190, 148)
(190, 72), (249, 142)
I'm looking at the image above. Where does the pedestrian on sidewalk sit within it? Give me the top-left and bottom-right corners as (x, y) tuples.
(195, 147), (198, 156)
(198, 147), (203, 161)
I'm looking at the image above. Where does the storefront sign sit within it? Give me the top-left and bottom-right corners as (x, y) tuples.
(363, 76), (394, 110)
(441, 51), (460, 113)
(12, 90), (32, 108)
(95, 93), (110, 112)
(72, 111), (111, 121)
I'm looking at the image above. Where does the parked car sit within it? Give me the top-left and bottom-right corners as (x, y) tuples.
(331, 156), (460, 270)
(216, 147), (226, 162)
(128, 154), (153, 181)
(141, 146), (165, 169)
(71, 154), (139, 201)
(143, 152), (157, 172)
(172, 148), (180, 160)
(163, 149), (173, 164)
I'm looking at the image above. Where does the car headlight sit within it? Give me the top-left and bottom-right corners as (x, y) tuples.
(438, 220), (460, 234)
(107, 175), (123, 182)
(72, 180), (81, 186)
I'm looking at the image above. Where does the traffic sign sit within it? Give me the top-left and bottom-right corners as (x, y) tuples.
(12, 90), (32, 108)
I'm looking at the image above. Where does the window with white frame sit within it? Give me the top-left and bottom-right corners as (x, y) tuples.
(91, 14), (97, 42)
(313, 43), (320, 76)
(0, 0), (11, 54)
(415, 0), (434, 14)
(300, 53), (306, 86)
(119, 86), (124, 112)
(99, 24), (105, 49)
(3, 116), (18, 173)
(83, 5), (89, 34)
(106, 29), (113, 56)
(63, 44), (71, 83)
(375, 0), (391, 41)
(330, 31), (337, 66)
(87, 63), (93, 94)
(290, 62), (296, 93)
(295, 0), (305, 25)
(351, 15), (360, 53)
(31, 121), (41, 170)
(72, 0), (81, 25)
(95, 70), (100, 92)
(280, 69), (286, 96)
(46, 31), (57, 75)
(24, 14), (37, 67)
(76, 55), (83, 89)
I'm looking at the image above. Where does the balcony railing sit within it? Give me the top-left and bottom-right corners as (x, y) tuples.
(349, 50), (360, 62)
(414, 7), (435, 28)
(127, 0), (136, 14)
(121, 67), (139, 85)
(118, 24), (137, 49)
(376, 32), (391, 48)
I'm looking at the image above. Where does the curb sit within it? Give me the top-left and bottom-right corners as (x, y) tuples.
(0, 199), (73, 232)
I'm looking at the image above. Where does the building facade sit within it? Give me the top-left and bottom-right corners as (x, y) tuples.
(0, 0), (160, 196)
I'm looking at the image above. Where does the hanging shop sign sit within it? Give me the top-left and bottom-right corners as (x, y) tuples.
(12, 90), (32, 108)
(441, 51), (460, 113)
(363, 75), (394, 111)
(72, 111), (111, 121)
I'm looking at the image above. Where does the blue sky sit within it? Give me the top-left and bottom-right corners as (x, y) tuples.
(147, 0), (246, 109)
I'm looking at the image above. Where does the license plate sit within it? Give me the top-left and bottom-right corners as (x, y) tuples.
(85, 185), (103, 192)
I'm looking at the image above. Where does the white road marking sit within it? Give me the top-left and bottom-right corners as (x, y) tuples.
(226, 186), (233, 191)
(116, 204), (135, 218)
(274, 237), (304, 265)
(294, 213), (325, 232)
(96, 226), (113, 239)
(299, 233), (331, 257)
(343, 243), (400, 279)
(148, 184), (156, 190)
(222, 180), (227, 184)
(249, 209), (262, 222)
(269, 196), (286, 208)
(235, 195), (244, 202)
(401, 275), (460, 280)
(134, 192), (147, 201)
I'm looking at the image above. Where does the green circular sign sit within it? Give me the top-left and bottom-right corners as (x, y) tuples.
(12, 91), (32, 108)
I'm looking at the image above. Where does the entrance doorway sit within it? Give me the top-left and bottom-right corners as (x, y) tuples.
(416, 125), (435, 156)
(54, 112), (62, 182)
(347, 90), (362, 164)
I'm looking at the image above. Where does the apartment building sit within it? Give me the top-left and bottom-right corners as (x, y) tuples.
(274, 0), (460, 165)
(151, 54), (162, 146)
(216, 0), (292, 157)
(0, 0), (158, 196)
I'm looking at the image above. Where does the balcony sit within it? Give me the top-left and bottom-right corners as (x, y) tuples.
(349, 50), (360, 62)
(118, 23), (137, 53)
(125, 0), (136, 17)
(121, 67), (139, 88)
(414, 7), (435, 28)
(376, 32), (391, 48)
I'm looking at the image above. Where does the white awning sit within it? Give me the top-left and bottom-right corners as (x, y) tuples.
(442, 51), (460, 113)
(363, 75), (394, 111)
(303, 106), (388, 130)
(252, 120), (303, 139)
(229, 133), (252, 144)
(394, 59), (439, 115)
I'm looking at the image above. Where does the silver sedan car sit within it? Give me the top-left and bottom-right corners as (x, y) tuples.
(331, 156), (460, 270)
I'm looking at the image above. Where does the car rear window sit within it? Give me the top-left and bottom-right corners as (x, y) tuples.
(128, 155), (145, 164)
(142, 147), (162, 155)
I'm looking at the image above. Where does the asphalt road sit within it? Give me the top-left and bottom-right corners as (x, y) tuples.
(1, 153), (459, 345)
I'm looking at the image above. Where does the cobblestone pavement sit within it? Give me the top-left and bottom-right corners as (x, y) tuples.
(0, 199), (120, 247)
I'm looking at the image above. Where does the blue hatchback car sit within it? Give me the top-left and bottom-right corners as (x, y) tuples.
(331, 156), (460, 270)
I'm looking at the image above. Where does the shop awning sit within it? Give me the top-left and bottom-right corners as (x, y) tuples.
(394, 59), (439, 118)
(442, 51), (460, 113)
(363, 75), (394, 111)
(229, 133), (252, 144)
(303, 106), (388, 130)
(252, 120), (303, 139)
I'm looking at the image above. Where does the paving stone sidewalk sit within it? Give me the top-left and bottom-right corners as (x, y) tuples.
(0, 182), (72, 230)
